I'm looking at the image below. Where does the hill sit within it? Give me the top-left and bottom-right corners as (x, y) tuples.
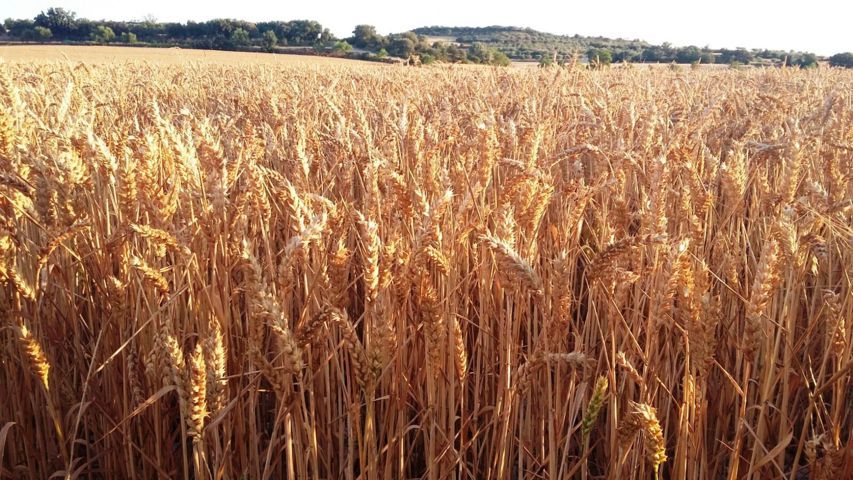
(413, 26), (649, 62)
(2, 8), (840, 68)
(411, 25), (816, 65)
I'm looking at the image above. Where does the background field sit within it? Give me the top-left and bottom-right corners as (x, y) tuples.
(0, 52), (850, 480)
(0, 45), (737, 69)
(0, 44), (377, 65)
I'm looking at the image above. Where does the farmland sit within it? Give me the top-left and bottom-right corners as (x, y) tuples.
(0, 53), (851, 479)
(0, 45), (377, 66)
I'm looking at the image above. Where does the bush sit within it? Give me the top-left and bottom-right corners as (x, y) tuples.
(797, 53), (818, 68)
(467, 42), (494, 64)
(332, 40), (352, 55)
(786, 53), (819, 68)
(828, 52), (853, 68)
(538, 55), (554, 68)
(492, 50), (511, 67)
(34, 26), (53, 40)
(587, 48), (612, 67)
(388, 37), (415, 58)
(262, 30), (278, 51)
(120, 32), (138, 44)
(467, 42), (510, 66)
(90, 25), (115, 43)
(675, 46), (701, 64)
(230, 28), (249, 46)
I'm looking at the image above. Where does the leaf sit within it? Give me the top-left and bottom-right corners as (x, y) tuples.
(748, 432), (793, 475)
(0, 422), (16, 470)
(96, 385), (175, 442)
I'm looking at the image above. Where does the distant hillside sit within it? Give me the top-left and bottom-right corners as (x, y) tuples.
(411, 26), (817, 66)
(4, 8), (840, 68)
(413, 26), (648, 62)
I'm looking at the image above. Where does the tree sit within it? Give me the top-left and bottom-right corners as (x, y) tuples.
(587, 48), (612, 67)
(720, 48), (753, 65)
(120, 31), (138, 44)
(828, 52), (853, 68)
(352, 24), (382, 49)
(675, 46), (701, 64)
(90, 25), (115, 43)
(661, 42), (675, 59)
(794, 53), (818, 68)
(642, 46), (667, 62)
(332, 40), (352, 55)
(285, 20), (323, 45)
(230, 28), (249, 46)
(262, 30), (278, 51)
(612, 49), (640, 63)
(388, 37), (415, 58)
(492, 50), (511, 66)
(257, 21), (288, 43)
(4, 19), (35, 38)
(699, 51), (715, 64)
(467, 42), (494, 64)
(464, 43), (510, 66)
(34, 26), (53, 40)
(34, 7), (77, 36)
(445, 44), (468, 63)
(210, 19), (236, 36)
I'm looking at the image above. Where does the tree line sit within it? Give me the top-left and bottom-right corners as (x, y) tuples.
(0, 8), (511, 65)
(414, 26), (852, 68)
(348, 25), (509, 65)
(2, 8), (852, 68)
(579, 45), (821, 68)
(2, 8), (332, 51)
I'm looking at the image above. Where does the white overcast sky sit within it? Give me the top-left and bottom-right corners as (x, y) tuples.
(2, 0), (850, 55)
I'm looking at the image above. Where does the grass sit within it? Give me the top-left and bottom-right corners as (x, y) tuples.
(0, 59), (850, 479)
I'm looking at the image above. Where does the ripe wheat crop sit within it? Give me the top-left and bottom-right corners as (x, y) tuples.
(0, 60), (851, 479)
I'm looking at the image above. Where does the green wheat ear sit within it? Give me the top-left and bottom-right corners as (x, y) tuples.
(582, 375), (609, 437)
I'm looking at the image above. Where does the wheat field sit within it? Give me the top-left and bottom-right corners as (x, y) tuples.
(0, 45), (376, 66)
(0, 59), (851, 479)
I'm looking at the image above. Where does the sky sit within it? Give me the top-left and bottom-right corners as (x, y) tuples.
(2, 0), (851, 55)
